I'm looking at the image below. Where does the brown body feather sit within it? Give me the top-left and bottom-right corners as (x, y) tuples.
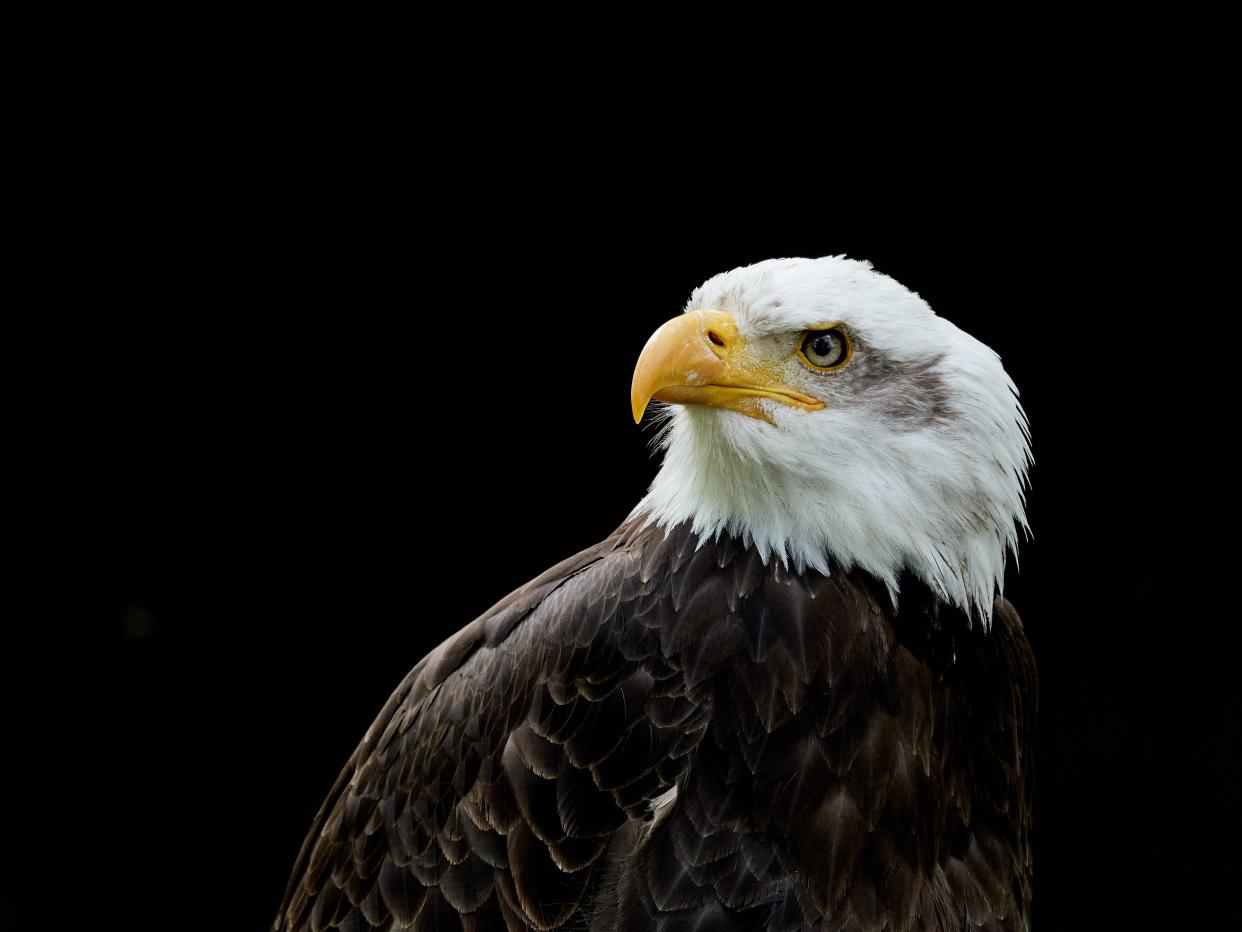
(274, 517), (1036, 931)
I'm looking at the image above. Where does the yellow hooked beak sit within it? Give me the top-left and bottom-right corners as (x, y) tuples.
(631, 310), (824, 424)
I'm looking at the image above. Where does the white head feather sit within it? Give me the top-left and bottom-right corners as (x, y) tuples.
(633, 256), (1031, 624)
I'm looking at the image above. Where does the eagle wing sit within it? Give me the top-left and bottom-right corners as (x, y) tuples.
(273, 523), (711, 931)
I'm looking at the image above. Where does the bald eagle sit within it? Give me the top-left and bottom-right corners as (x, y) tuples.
(274, 257), (1036, 931)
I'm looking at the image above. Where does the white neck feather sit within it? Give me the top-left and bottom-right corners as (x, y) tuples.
(634, 397), (1028, 624)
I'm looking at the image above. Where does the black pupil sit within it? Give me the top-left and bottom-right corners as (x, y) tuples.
(811, 334), (836, 359)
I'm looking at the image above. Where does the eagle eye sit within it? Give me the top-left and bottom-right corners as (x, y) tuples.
(798, 327), (851, 371)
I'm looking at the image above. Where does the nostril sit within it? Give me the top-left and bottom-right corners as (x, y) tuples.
(707, 330), (726, 348)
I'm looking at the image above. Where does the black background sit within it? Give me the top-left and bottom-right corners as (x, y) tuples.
(46, 89), (1236, 929)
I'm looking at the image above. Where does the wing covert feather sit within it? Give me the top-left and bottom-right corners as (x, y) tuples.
(274, 522), (710, 931)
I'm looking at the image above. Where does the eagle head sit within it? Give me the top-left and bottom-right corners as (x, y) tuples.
(630, 256), (1031, 623)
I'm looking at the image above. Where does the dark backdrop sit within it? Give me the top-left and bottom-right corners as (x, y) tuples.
(58, 132), (1235, 929)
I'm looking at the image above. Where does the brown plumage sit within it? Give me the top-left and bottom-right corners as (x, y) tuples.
(274, 517), (1036, 931)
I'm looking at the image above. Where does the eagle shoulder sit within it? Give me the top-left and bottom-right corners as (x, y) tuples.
(273, 519), (711, 931)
